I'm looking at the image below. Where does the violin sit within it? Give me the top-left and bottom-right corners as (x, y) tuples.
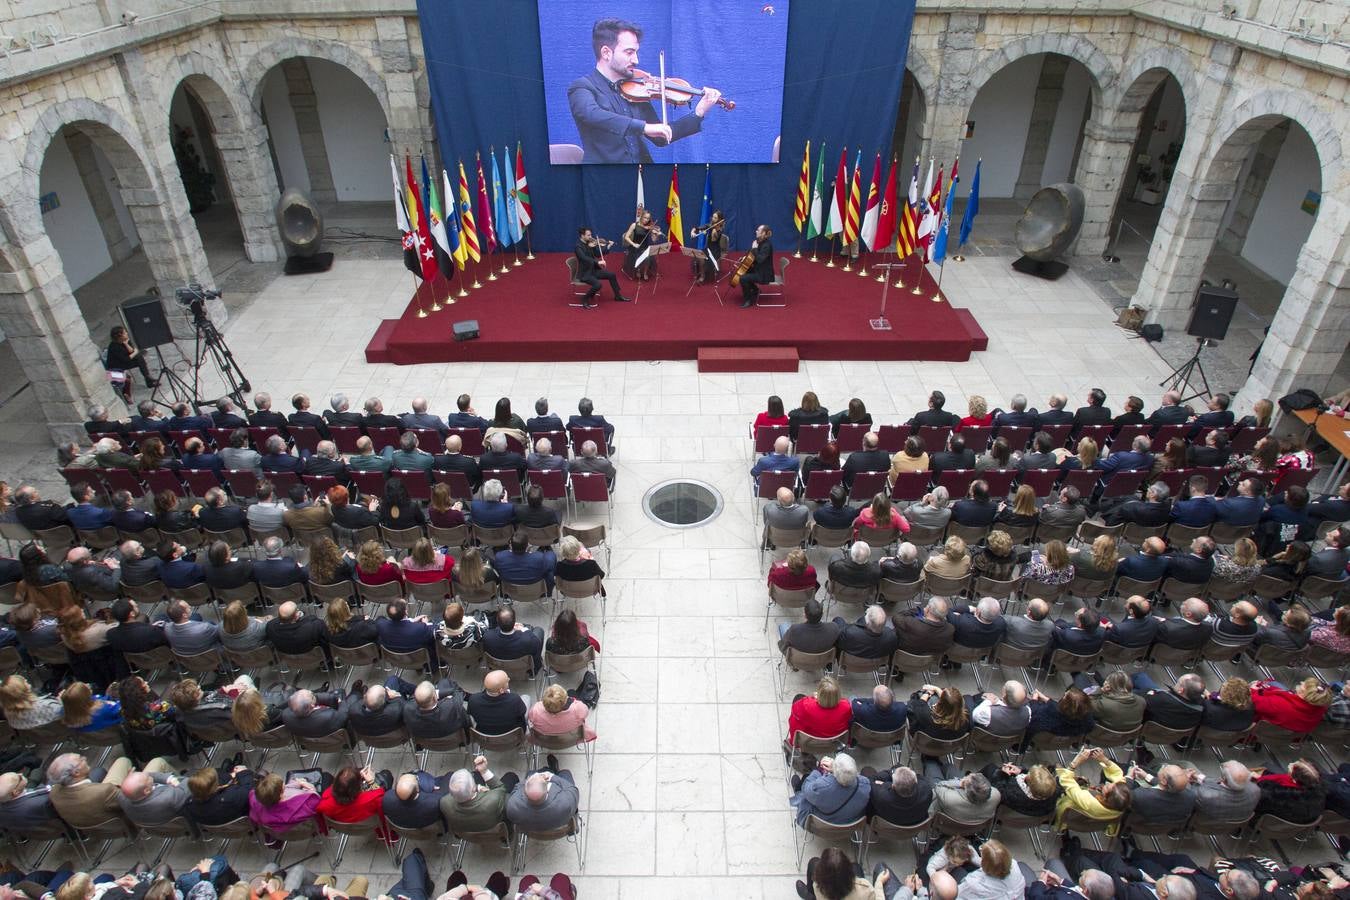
(619, 69), (735, 111)
(691, 215), (725, 237)
(584, 236), (615, 249)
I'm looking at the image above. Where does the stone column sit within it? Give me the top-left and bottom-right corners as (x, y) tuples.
(282, 59), (337, 205)
(1013, 55), (1070, 201)
(65, 130), (135, 263)
(1071, 115), (1142, 257)
(1217, 121), (1290, 254)
(926, 13), (983, 170)
(1240, 192), (1350, 411)
(377, 17), (426, 156)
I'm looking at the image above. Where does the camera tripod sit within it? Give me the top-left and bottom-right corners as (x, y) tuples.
(1159, 336), (1213, 404)
(148, 294), (251, 411)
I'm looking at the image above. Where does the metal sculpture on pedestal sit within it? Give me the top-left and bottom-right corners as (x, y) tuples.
(275, 188), (334, 274)
(1011, 182), (1085, 280)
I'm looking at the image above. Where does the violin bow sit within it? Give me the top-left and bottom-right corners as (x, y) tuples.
(659, 51), (668, 129)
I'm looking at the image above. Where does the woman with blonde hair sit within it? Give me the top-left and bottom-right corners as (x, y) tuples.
(1212, 537), (1261, 586)
(355, 539), (403, 586)
(1070, 534), (1118, 581)
(1236, 398), (1274, 429)
(1023, 539), (1074, 586)
(970, 530), (1026, 581)
(325, 596), (378, 648)
(231, 687), (283, 738)
(1202, 676), (1255, 733)
(960, 839), (1025, 900)
(557, 534), (606, 584)
(1251, 676), (1333, 733)
(959, 395), (993, 429)
(0, 674), (63, 729)
(786, 676), (850, 742)
(981, 762), (1060, 817)
(923, 536), (971, 579)
(220, 599), (269, 652)
(451, 545), (498, 591)
(400, 537), (454, 584)
(59, 680), (121, 731)
(528, 682), (596, 741)
(994, 484), (1038, 529)
(1056, 437), (1099, 472)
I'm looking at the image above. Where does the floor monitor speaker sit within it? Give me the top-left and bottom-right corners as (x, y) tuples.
(452, 320), (480, 341)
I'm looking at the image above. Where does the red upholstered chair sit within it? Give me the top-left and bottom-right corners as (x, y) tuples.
(207, 428), (236, 448)
(391, 470), (431, 502)
(1152, 469), (1188, 496)
(141, 469), (186, 496)
(1112, 424), (1151, 448)
(1227, 426), (1270, 454)
(223, 469), (259, 498)
(1150, 424), (1188, 450)
(329, 426), (363, 455)
(266, 471), (301, 494)
(431, 470), (475, 502)
(794, 424), (830, 455)
(1040, 424), (1073, 448)
(888, 471), (930, 503)
(367, 427), (402, 453)
(482, 469), (523, 500)
(847, 471), (888, 503)
(1060, 469), (1100, 497)
(350, 470), (386, 499)
(569, 472), (612, 525)
(527, 469), (568, 502)
(876, 424), (911, 453)
(569, 426), (607, 456)
(410, 429), (443, 451)
(981, 469), (1018, 498)
(959, 426), (992, 452)
(168, 430), (208, 454)
(1101, 469), (1149, 499)
(180, 469), (222, 497)
(63, 468), (113, 500)
(1189, 467), (1226, 491)
(532, 431), (569, 458)
(936, 469), (976, 498)
(288, 426), (323, 455)
(1018, 468), (1059, 498)
(917, 426), (952, 455)
(246, 426), (283, 450)
(755, 470), (797, 505)
(1192, 427), (1232, 447)
(995, 425), (1032, 451)
(302, 475), (338, 497)
(803, 469), (845, 503)
(1073, 425), (1113, 448)
(503, 435), (527, 455)
(447, 428), (485, 456)
(126, 430), (162, 449)
(1276, 467), (1318, 491)
(835, 424), (870, 454)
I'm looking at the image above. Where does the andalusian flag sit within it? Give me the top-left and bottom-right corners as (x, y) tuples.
(501, 146), (521, 245)
(514, 143), (532, 228)
(442, 167), (464, 269)
(475, 153), (496, 255)
(391, 154), (420, 277)
(405, 154), (439, 283)
(843, 149), (862, 246)
(896, 156), (920, 258)
(666, 165), (684, 251)
(825, 148), (847, 237)
(793, 140), (810, 233)
(423, 156), (452, 278)
(859, 153), (882, 250)
(491, 150), (510, 249)
(456, 160), (480, 264)
(806, 143), (825, 240)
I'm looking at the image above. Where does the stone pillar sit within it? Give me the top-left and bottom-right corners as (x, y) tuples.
(1217, 121), (1290, 254)
(1013, 55), (1070, 201)
(377, 17), (425, 156)
(65, 130), (136, 264)
(926, 13), (983, 170)
(1071, 115), (1142, 257)
(1240, 193), (1350, 413)
(282, 59), (337, 205)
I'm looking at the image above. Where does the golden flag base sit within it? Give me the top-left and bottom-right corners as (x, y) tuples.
(456, 287), (468, 298)
(911, 284), (924, 295)
(444, 296), (456, 305)
(932, 292), (943, 303)
(487, 271), (498, 282)
(416, 307), (428, 318)
(857, 265), (869, 278)
(809, 253), (819, 262)
(499, 262), (509, 274)
(875, 271), (886, 283)
(893, 279), (905, 288)
(471, 280), (482, 290)
(512, 258), (523, 267)
(429, 298), (443, 312)
(842, 260), (852, 272)
(825, 259), (835, 268)
(526, 251), (535, 260)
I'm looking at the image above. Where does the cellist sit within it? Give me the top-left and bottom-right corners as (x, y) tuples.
(737, 225), (773, 309)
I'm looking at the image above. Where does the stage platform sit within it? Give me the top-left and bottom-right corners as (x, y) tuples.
(366, 252), (987, 366)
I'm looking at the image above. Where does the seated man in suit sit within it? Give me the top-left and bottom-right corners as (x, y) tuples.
(383, 769), (451, 831)
(828, 541), (882, 591)
(302, 440), (349, 485)
(106, 597), (169, 655)
(903, 488), (953, 530)
(993, 393), (1038, 430)
(282, 484), (334, 532)
(66, 482), (113, 531)
(445, 394), (490, 432)
(247, 392), (289, 433)
(128, 399), (171, 434)
(1039, 486), (1088, 530)
(1189, 392), (1235, 433)
(1104, 596), (1160, 648)
(280, 688), (349, 738)
(893, 597), (956, 657)
(253, 537), (309, 587)
(348, 436), (396, 474)
(196, 487), (249, 532)
(401, 678), (468, 742)
(347, 682), (410, 740)
(1003, 597), (1055, 653)
(834, 604), (899, 661)
(492, 532), (557, 592)
(1191, 759), (1260, 823)
(1111, 395), (1146, 429)
(506, 758), (580, 834)
(1163, 536), (1216, 586)
(157, 540), (205, 589)
(1096, 435), (1155, 484)
(433, 434), (481, 489)
(441, 757), (516, 836)
(568, 440), (617, 488)
(926, 761), (1000, 822)
(843, 432), (891, 485)
(118, 539), (162, 586)
(970, 679), (1032, 736)
(0, 771), (59, 831)
(323, 392), (366, 429)
(527, 397), (566, 435)
(777, 598), (841, 654)
(1253, 604), (1312, 651)
(470, 479), (517, 531)
(180, 436), (223, 476)
(481, 604), (545, 670)
(67, 546), (121, 597)
(1126, 762), (1196, 825)
(1171, 476), (1218, 528)
(865, 764), (934, 827)
(947, 596), (1007, 651)
(1036, 394), (1074, 428)
(880, 542), (924, 583)
(1210, 600), (1259, 651)
(378, 599), (440, 667)
(950, 480), (999, 528)
(167, 401), (213, 434)
(1186, 429), (1232, 468)
(851, 684), (907, 732)
(751, 435), (799, 482)
(1019, 432), (1061, 472)
(117, 763), (191, 827)
(929, 434), (976, 478)
(514, 484), (560, 530)
(1147, 390), (1190, 426)
(467, 669), (529, 736)
(1306, 526), (1350, 579)
(401, 397), (448, 436)
(287, 393), (330, 438)
(258, 434), (302, 474)
(526, 437), (567, 472)
(1131, 671), (1206, 730)
(909, 390), (961, 429)
(363, 397), (405, 429)
(1154, 597), (1213, 651)
(1307, 481), (1350, 526)
(567, 397), (615, 452)
(812, 484), (860, 530)
(84, 403), (126, 437)
(1049, 606), (1106, 658)
(763, 486), (809, 536)
(109, 489), (156, 534)
(1105, 481), (1172, 526)
(1116, 536), (1170, 583)
(479, 433), (527, 481)
(1072, 388), (1112, 430)
(47, 752), (178, 829)
(265, 600), (329, 660)
(163, 598), (220, 655)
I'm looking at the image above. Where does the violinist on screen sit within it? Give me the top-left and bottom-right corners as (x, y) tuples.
(738, 225), (773, 309)
(566, 18), (722, 164)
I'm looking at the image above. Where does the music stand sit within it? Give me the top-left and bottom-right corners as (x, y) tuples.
(632, 243), (670, 304)
(681, 247), (728, 306)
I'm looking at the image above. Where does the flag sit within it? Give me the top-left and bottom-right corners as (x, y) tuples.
(915, 158), (934, 246)
(391, 155), (420, 277)
(456, 159), (480, 264)
(501, 146), (521, 245)
(825, 148), (847, 237)
(490, 150), (510, 250)
(695, 164), (712, 251)
(919, 163), (943, 262)
(405, 153), (439, 283)
(793, 140), (810, 233)
(442, 168), (464, 270)
(958, 159), (981, 249)
(636, 165), (646, 218)
(424, 156), (453, 278)
(897, 157), (919, 258)
(843, 149), (862, 246)
(859, 153), (882, 250)
(932, 160), (958, 265)
(514, 143), (533, 228)
(666, 165), (683, 251)
(474, 154), (496, 255)
(874, 157), (898, 252)
(806, 143), (825, 240)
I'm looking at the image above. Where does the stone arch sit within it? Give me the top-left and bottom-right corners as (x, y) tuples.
(243, 36), (392, 125)
(1111, 45), (1199, 118)
(964, 33), (1117, 114)
(161, 51), (284, 262)
(906, 47), (938, 108)
(1205, 89), (1341, 190)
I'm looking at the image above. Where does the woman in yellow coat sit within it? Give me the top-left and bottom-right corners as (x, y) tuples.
(1053, 746), (1132, 834)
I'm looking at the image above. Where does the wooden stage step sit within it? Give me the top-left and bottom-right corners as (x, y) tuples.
(698, 346), (799, 373)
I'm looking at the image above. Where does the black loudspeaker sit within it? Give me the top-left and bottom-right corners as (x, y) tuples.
(1140, 324), (1164, 342)
(1186, 285), (1239, 341)
(120, 296), (174, 348)
(452, 320), (480, 342)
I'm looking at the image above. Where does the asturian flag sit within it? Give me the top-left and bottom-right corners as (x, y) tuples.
(490, 149), (511, 250)
(501, 146), (521, 245)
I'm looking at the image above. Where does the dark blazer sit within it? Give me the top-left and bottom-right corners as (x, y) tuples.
(1187, 445), (1231, 468)
(1154, 617), (1213, 651)
(466, 690), (527, 735)
(779, 621), (841, 655)
(16, 501), (70, 531)
(168, 413), (214, 433)
(982, 764), (1059, 817)
(947, 608), (1006, 649)
(866, 772), (934, 825)
(265, 615), (329, 655)
(347, 694), (408, 737)
(1106, 615), (1159, 648)
(197, 505), (248, 532)
(445, 412), (490, 432)
(382, 770), (449, 829)
(120, 556), (163, 586)
(304, 455), (349, 484)
(566, 67), (702, 163)
(479, 450), (527, 479)
(364, 413), (403, 429)
(112, 508), (156, 533)
(287, 410), (330, 438)
(1191, 410), (1235, 430)
(280, 691), (348, 737)
(482, 625), (545, 669)
(566, 413), (616, 445)
(1112, 411), (1146, 428)
(843, 450), (892, 484)
(324, 410), (366, 428)
(327, 616), (378, 649)
(160, 557), (205, 589)
(950, 498), (998, 528)
(909, 409), (961, 429)
(813, 504), (858, 530)
(1105, 499), (1171, 527)
(210, 411), (248, 429)
(1171, 496), (1218, 527)
(929, 449), (976, 476)
(1163, 552), (1215, 584)
(1116, 552), (1169, 582)
(247, 410), (289, 432)
(786, 408), (830, 441)
(253, 558), (308, 588)
(0, 787), (59, 831)
(1072, 405), (1113, 428)
(1050, 621), (1106, 656)
(259, 452), (303, 474)
(835, 622), (898, 660)
(204, 559), (255, 590)
(527, 414), (565, 434)
(1139, 686), (1204, 729)
(1200, 698), (1254, 732)
(377, 617), (438, 658)
(185, 769), (254, 827)
(893, 614), (954, 655)
(180, 452), (223, 476)
(129, 414), (172, 434)
(108, 620), (170, 654)
(993, 410), (1038, 429)
(403, 690), (467, 740)
(1147, 405), (1190, 425)
(1036, 409), (1074, 428)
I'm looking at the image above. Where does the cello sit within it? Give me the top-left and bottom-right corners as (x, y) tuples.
(729, 249), (756, 288)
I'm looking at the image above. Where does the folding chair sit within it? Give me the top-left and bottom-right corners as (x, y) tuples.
(888, 470), (931, 503)
(917, 426), (953, 454)
(753, 424), (790, 454)
(794, 423), (830, 455)
(875, 424), (911, 453)
(569, 472), (612, 526)
(835, 423), (870, 453)
(847, 471), (889, 503)
(803, 469), (845, 503)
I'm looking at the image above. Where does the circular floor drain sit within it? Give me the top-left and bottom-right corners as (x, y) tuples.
(642, 478), (724, 528)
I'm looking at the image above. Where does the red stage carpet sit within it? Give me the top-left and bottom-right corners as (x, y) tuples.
(367, 253), (986, 365)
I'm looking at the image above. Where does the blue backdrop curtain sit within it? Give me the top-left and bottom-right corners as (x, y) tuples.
(413, 0), (916, 252)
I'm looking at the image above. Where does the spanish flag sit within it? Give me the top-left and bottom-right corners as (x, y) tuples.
(666, 165), (684, 251)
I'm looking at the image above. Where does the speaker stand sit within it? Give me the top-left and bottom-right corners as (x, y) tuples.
(283, 252), (335, 276)
(1160, 337), (1213, 404)
(1011, 256), (1069, 280)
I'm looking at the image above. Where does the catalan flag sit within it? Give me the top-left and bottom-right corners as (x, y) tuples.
(456, 159), (480, 264)
(793, 140), (810, 234)
(843, 149), (862, 246)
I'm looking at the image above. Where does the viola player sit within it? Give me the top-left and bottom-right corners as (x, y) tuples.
(567, 18), (722, 164)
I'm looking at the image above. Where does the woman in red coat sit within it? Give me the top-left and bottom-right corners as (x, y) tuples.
(786, 676), (851, 743)
(1250, 677), (1333, 734)
(768, 548), (819, 592)
(400, 537), (455, 585)
(753, 395), (789, 432)
(315, 764), (393, 843)
(355, 539), (403, 587)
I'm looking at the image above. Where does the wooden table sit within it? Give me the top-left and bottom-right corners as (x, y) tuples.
(1294, 407), (1350, 489)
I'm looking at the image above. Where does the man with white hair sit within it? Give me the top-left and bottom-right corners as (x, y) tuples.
(893, 596), (956, 656)
(1191, 760), (1260, 822)
(506, 754), (580, 832)
(46, 752), (173, 828)
(195, 486), (248, 531)
(972, 680), (1031, 736)
(0, 770), (59, 830)
(259, 434), (302, 474)
(118, 539), (161, 586)
(302, 439), (349, 484)
(93, 436), (139, 471)
(526, 437), (566, 471)
(764, 486), (809, 533)
(1107, 481), (1172, 527)
(904, 487), (952, 529)
(248, 391), (288, 431)
(828, 540), (882, 590)
(479, 432), (528, 480)
(13, 485), (70, 531)
(928, 763), (999, 822)
(211, 397), (248, 429)
(947, 596), (1007, 650)
(834, 604), (899, 661)
(567, 439), (617, 488)
(880, 541), (924, 582)
(280, 688), (349, 738)
(790, 752), (870, 826)
(993, 394), (1037, 429)
(1037, 393), (1073, 427)
(253, 537), (308, 587)
(865, 764), (934, 827)
(1027, 866), (1120, 900)
(1097, 434), (1155, 483)
(441, 755), (517, 833)
(1132, 671), (1206, 731)
(1127, 762), (1197, 825)
(401, 396), (447, 435)
(470, 478), (516, 529)
(117, 762), (189, 826)
(84, 402), (125, 437)
(851, 683), (907, 732)
(751, 435), (799, 482)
